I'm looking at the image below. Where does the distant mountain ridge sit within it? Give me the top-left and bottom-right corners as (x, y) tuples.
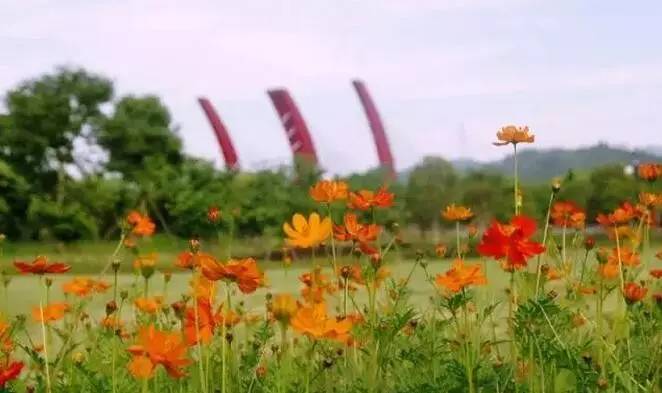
(450, 143), (662, 182)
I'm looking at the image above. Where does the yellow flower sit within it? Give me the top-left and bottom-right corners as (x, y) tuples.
(441, 204), (474, 222)
(493, 125), (535, 146)
(283, 213), (332, 248)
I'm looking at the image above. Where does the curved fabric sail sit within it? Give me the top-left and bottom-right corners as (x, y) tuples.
(267, 88), (319, 165)
(197, 97), (240, 170)
(352, 80), (395, 178)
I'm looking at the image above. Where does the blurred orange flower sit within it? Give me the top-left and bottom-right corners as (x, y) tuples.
(290, 303), (353, 344)
(598, 262), (620, 280)
(309, 180), (349, 203)
(435, 243), (448, 258)
(32, 303), (69, 323)
(183, 298), (216, 345)
(607, 247), (640, 268)
(127, 211), (155, 237)
(493, 125), (535, 146)
(270, 293), (298, 323)
(207, 206), (221, 223)
(477, 215), (545, 270)
(347, 187), (394, 210)
(127, 325), (189, 379)
(200, 258), (264, 294)
(435, 259), (486, 292)
(441, 204), (474, 222)
(334, 212), (381, 243)
(62, 277), (110, 297)
(596, 202), (637, 227)
(550, 201), (585, 229)
(639, 192), (662, 207)
(14, 256), (70, 275)
(623, 282), (647, 303)
(347, 264), (390, 287)
(135, 297), (163, 314)
(299, 267), (336, 304)
(637, 162), (662, 182)
(175, 251), (216, 271)
(283, 213), (332, 248)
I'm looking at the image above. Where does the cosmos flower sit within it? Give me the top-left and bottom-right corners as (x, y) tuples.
(477, 215), (545, 271)
(347, 187), (394, 210)
(127, 211), (155, 237)
(493, 125), (535, 146)
(333, 212), (381, 243)
(31, 303), (70, 323)
(290, 303), (353, 344)
(435, 259), (487, 293)
(441, 204), (474, 222)
(550, 201), (586, 229)
(283, 213), (332, 249)
(200, 258), (264, 294)
(0, 361), (23, 389)
(623, 282), (647, 304)
(127, 325), (190, 379)
(62, 277), (110, 297)
(637, 163), (662, 182)
(14, 256), (71, 275)
(309, 180), (349, 203)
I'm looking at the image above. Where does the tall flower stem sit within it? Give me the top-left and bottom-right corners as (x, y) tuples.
(455, 222), (462, 259)
(513, 144), (519, 215)
(534, 191), (554, 297)
(508, 271), (518, 367)
(192, 274), (207, 393)
(327, 204), (338, 275)
(40, 278), (52, 393)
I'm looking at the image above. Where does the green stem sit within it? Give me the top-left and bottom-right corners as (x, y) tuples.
(327, 204), (338, 275)
(534, 191), (554, 297)
(40, 278), (52, 393)
(513, 144), (519, 215)
(455, 221), (461, 259)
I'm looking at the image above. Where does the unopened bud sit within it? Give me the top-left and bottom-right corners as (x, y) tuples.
(105, 300), (117, 316)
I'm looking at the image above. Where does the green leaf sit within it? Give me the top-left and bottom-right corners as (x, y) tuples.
(553, 368), (577, 393)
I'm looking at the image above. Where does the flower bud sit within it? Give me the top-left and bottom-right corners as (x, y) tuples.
(551, 178), (561, 193)
(584, 236), (596, 251)
(105, 300), (117, 316)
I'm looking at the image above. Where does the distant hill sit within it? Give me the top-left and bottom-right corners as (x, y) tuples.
(450, 143), (661, 182)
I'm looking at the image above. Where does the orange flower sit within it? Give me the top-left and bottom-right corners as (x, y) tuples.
(200, 258), (264, 294)
(270, 293), (298, 323)
(347, 187), (394, 210)
(477, 215), (545, 271)
(650, 269), (662, 279)
(299, 267), (336, 304)
(637, 162), (662, 182)
(435, 243), (448, 258)
(435, 259), (487, 292)
(127, 210), (156, 237)
(14, 256), (71, 275)
(0, 361), (23, 389)
(62, 277), (110, 297)
(135, 297), (163, 314)
(550, 201), (585, 229)
(190, 274), (216, 300)
(598, 262), (620, 280)
(175, 252), (216, 270)
(596, 202), (637, 227)
(290, 303), (353, 344)
(441, 204), (474, 222)
(546, 267), (563, 281)
(493, 125), (535, 146)
(607, 247), (640, 268)
(283, 213), (332, 248)
(183, 298), (216, 345)
(639, 192), (662, 207)
(32, 303), (69, 323)
(623, 282), (647, 303)
(127, 325), (190, 379)
(309, 180), (349, 203)
(578, 285), (597, 295)
(333, 213), (381, 243)
(347, 264), (390, 287)
(207, 206), (221, 223)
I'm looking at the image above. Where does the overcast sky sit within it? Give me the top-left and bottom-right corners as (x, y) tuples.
(1, 0), (661, 175)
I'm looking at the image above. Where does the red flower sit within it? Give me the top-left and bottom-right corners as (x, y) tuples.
(623, 282), (647, 304)
(14, 256), (71, 275)
(347, 187), (394, 210)
(477, 215), (545, 270)
(0, 361), (23, 388)
(200, 258), (264, 294)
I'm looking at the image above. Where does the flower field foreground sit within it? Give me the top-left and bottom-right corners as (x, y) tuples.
(0, 126), (661, 392)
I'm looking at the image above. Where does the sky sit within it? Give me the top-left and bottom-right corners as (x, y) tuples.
(1, 0), (661, 175)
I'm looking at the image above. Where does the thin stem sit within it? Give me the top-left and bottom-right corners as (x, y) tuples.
(40, 278), (52, 393)
(534, 191), (554, 297)
(327, 204), (338, 275)
(455, 221), (461, 259)
(513, 143), (519, 215)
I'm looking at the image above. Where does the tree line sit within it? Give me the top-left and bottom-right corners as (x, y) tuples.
(0, 67), (658, 242)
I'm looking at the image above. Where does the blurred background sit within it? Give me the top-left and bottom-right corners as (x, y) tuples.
(1, 0), (660, 257)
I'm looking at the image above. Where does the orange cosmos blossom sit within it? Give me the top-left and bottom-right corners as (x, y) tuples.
(435, 259), (487, 293)
(135, 297), (164, 314)
(127, 210), (155, 237)
(607, 247), (640, 268)
(334, 212), (381, 243)
(200, 257), (264, 294)
(435, 243), (448, 258)
(623, 282), (647, 303)
(290, 302), (353, 344)
(639, 192), (662, 207)
(283, 213), (332, 248)
(0, 361), (23, 389)
(637, 162), (662, 182)
(493, 125), (535, 146)
(14, 256), (71, 275)
(347, 187), (394, 210)
(62, 277), (110, 297)
(596, 202), (637, 227)
(127, 325), (190, 379)
(299, 267), (337, 304)
(550, 201), (586, 229)
(31, 302), (70, 323)
(309, 180), (349, 203)
(183, 298), (239, 346)
(175, 251), (217, 270)
(477, 215), (545, 271)
(207, 206), (221, 223)
(441, 204), (474, 222)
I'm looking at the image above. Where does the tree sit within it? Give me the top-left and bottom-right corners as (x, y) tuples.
(405, 156), (458, 234)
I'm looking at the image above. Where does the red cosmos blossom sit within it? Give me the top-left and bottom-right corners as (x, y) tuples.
(14, 256), (71, 275)
(650, 269), (662, 279)
(595, 202), (637, 227)
(623, 282), (647, 304)
(477, 215), (545, 270)
(0, 361), (23, 389)
(347, 187), (394, 210)
(333, 212), (381, 243)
